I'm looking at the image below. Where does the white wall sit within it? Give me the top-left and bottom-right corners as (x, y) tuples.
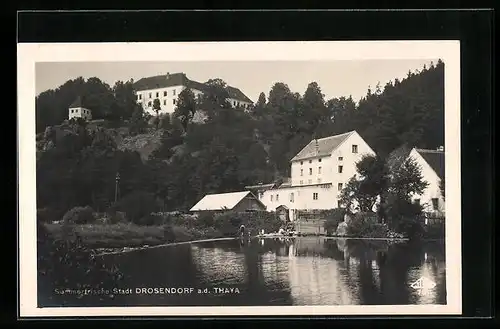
(330, 131), (377, 192)
(136, 86), (251, 116)
(291, 155), (333, 187)
(290, 131), (376, 193)
(135, 86), (204, 116)
(259, 184), (340, 216)
(408, 149), (445, 214)
(68, 107), (92, 121)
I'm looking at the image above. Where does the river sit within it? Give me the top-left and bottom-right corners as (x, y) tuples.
(51, 237), (446, 307)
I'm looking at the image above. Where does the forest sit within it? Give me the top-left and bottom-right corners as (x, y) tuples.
(35, 60), (444, 221)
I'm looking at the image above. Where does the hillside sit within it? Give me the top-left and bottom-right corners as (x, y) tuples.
(36, 61), (444, 217)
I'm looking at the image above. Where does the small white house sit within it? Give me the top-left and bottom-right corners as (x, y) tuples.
(68, 96), (92, 121)
(247, 130), (377, 221)
(387, 145), (445, 216)
(408, 147), (445, 215)
(190, 191), (266, 213)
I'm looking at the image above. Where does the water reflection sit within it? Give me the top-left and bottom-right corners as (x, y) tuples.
(49, 237), (446, 307)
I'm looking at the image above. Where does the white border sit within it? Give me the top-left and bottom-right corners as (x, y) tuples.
(18, 41), (462, 317)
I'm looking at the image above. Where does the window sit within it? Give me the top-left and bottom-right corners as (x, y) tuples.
(309, 160), (312, 164)
(352, 145), (358, 153)
(309, 168), (312, 175)
(173, 89), (176, 96)
(136, 95), (140, 100)
(300, 169), (303, 176)
(300, 161), (303, 165)
(338, 165), (343, 173)
(414, 199), (421, 205)
(163, 100), (167, 105)
(317, 178), (322, 183)
(234, 101), (236, 106)
(164, 91), (167, 97)
(308, 179), (312, 184)
(270, 195), (273, 202)
(338, 183), (343, 191)
(148, 101), (152, 107)
(173, 99), (176, 105)
(156, 92), (159, 97)
(149, 93), (152, 98)
(313, 193), (318, 200)
(337, 201), (342, 208)
(431, 198), (439, 210)
(70, 109), (74, 113)
(300, 180), (303, 185)
(318, 158), (322, 162)
(318, 166), (322, 174)
(276, 194), (279, 201)
(338, 156), (343, 161)
(290, 193), (294, 203)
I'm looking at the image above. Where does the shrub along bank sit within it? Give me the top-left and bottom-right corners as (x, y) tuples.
(43, 210), (285, 252)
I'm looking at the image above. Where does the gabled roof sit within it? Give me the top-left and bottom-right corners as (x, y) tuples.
(415, 148), (445, 180)
(133, 72), (253, 103)
(291, 131), (355, 162)
(69, 96), (89, 109)
(190, 191), (263, 211)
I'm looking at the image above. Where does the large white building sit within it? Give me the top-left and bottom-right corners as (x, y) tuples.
(246, 131), (376, 221)
(387, 145), (445, 216)
(133, 72), (253, 116)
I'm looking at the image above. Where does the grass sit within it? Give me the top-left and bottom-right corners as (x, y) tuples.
(43, 222), (227, 251)
(45, 222), (168, 249)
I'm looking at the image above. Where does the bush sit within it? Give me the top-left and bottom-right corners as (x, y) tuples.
(110, 191), (158, 224)
(37, 222), (123, 306)
(395, 216), (425, 239)
(323, 208), (346, 236)
(213, 211), (281, 237)
(195, 211), (215, 228)
(423, 220), (445, 239)
(62, 206), (96, 224)
(137, 213), (164, 226)
(386, 197), (423, 228)
(346, 213), (404, 238)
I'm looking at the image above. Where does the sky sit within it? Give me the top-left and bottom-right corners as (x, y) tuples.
(36, 59), (437, 103)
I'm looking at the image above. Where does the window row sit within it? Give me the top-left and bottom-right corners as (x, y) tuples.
(70, 109), (90, 114)
(137, 90), (178, 100)
(146, 99), (177, 107)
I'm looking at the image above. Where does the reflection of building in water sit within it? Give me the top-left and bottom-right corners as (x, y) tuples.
(259, 251), (289, 288)
(190, 245), (247, 285)
(287, 242), (359, 305)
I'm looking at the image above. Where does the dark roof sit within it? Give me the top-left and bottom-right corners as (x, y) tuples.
(415, 149), (445, 180)
(69, 96), (87, 108)
(133, 72), (253, 103)
(386, 144), (412, 172)
(291, 131), (355, 162)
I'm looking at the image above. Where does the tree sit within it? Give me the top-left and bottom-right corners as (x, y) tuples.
(388, 158), (429, 201)
(439, 177), (445, 201)
(152, 98), (161, 128)
(173, 87), (196, 131)
(339, 155), (389, 216)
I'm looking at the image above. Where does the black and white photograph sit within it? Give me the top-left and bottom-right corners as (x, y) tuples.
(18, 41), (462, 317)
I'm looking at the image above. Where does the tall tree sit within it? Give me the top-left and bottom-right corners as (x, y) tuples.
(173, 87), (197, 131)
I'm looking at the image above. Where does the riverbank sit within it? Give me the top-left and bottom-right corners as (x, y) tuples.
(44, 222), (226, 254)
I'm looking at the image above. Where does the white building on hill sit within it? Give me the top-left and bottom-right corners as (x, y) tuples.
(133, 72), (254, 116)
(246, 131), (376, 221)
(68, 96), (92, 121)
